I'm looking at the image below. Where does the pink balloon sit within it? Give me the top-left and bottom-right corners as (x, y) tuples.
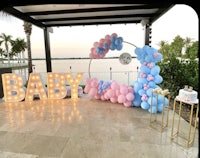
(91, 81), (98, 88)
(104, 93), (109, 100)
(95, 94), (101, 100)
(90, 47), (95, 52)
(128, 87), (134, 93)
(99, 53), (106, 58)
(89, 53), (94, 58)
(104, 48), (109, 54)
(110, 97), (117, 103)
(126, 93), (134, 101)
(115, 89), (120, 96)
(100, 95), (106, 101)
(107, 89), (115, 98)
(118, 95), (126, 104)
(111, 82), (119, 90)
(111, 33), (118, 37)
(88, 88), (98, 97)
(93, 42), (99, 47)
(105, 35), (111, 40)
(123, 101), (132, 107)
(85, 78), (91, 84)
(100, 38), (105, 43)
(104, 39), (111, 45)
(84, 85), (91, 93)
(120, 85), (128, 95)
(97, 42), (103, 48)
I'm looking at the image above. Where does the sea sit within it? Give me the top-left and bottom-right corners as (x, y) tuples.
(17, 58), (141, 86)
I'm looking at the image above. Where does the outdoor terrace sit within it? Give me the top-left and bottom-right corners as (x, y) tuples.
(0, 95), (198, 158)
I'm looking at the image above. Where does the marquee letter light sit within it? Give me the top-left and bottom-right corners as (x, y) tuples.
(47, 73), (67, 99)
(65, 73), (83, 99)
(2, 73), (25, 102)
(25, 73), (47, 101)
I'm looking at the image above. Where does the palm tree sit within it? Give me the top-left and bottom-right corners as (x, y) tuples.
(157, 40), (170, 59)
(0, 33), (12, 64)
(157, 40), (168, 47)
(11, 38), (27, 63)
(184, 37), (193, 48)
(0, 47), (4, 63)
(23, 21), (32, 73)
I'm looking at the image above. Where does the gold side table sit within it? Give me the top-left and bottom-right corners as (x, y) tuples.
(171, 96), (199, 148)
(150, 90), (170, 132)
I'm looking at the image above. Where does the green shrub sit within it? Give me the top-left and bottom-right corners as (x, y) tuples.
(158, 54), (199, 99)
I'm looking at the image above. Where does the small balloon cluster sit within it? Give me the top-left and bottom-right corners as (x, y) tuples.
(89, 33), (123, 59)
(132, 45), (168, 113)
(84, 78), (134, 107)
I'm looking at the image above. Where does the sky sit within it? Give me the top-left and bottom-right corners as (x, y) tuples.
(0, 4), (199, 59)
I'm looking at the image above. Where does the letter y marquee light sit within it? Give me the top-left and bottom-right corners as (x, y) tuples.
(2, 73), (25, 102)
(66, 73), (83, 99)
(25, 73), (47, 101)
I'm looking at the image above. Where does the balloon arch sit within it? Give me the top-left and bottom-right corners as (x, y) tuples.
(84, 33), (168, 113)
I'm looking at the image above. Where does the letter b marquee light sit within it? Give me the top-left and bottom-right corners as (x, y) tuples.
(2, 73), (25, 102)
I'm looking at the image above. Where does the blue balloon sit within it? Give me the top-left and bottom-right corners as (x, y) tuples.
(136, 55), (142, 60)
(154, 85), (161, 89)
(98, 80), (104, 94)
(102, 81), (111, 89)
(150, 66), (160, 76)
(138, 78), (148, 84)
(141, 101), (150, 110)
(146, 88), (153, 96)
(143, 45), (150, 53)
(148, 81), (156, 88)
(138, 89), (146, 96)
(110, 37), (116, 42)
(98, 48), (105, 54)
(155, 53), (163, 62)
(148, 106), (157, 113)
(103, 43), (108, 49)
(110, 43), (115, 50)
(143, 45), (155, 56)
(96, 47), (100, 54)
(114, 38), (121, 45)
(140, 66), (150, 74)
(154, 75), (163, 84)
(132, 92), (141, 107)
(133, 81), (142, 92)
(157, 95), (169, 106)
(157, 103), (163, 112)
(135, 48), (143, 56)
(145, 55), (153, 63)
(157, 94), (164, 104)
(118, 37), (123, 43)
(139, 59), (145, 64)
(116, 44), (123, 50)
(147, 96), (157, 107)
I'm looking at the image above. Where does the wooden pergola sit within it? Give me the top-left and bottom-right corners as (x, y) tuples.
(1, 2), (175, 72)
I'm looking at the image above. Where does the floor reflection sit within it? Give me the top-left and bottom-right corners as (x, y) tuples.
(4, 98), (83, 127)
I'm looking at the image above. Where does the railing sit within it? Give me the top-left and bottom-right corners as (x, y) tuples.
(1, 63), (138, 86)
(38, 71), (138, 86)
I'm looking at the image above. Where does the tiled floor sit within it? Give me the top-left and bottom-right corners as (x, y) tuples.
(0, 95), (199, 158)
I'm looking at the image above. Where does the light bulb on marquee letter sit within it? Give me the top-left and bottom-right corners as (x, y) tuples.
(2, 73), (25, 102)
(25, 73), (47, 101)
(47, 73), (67, 99)
(65, 73), (83, 99)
